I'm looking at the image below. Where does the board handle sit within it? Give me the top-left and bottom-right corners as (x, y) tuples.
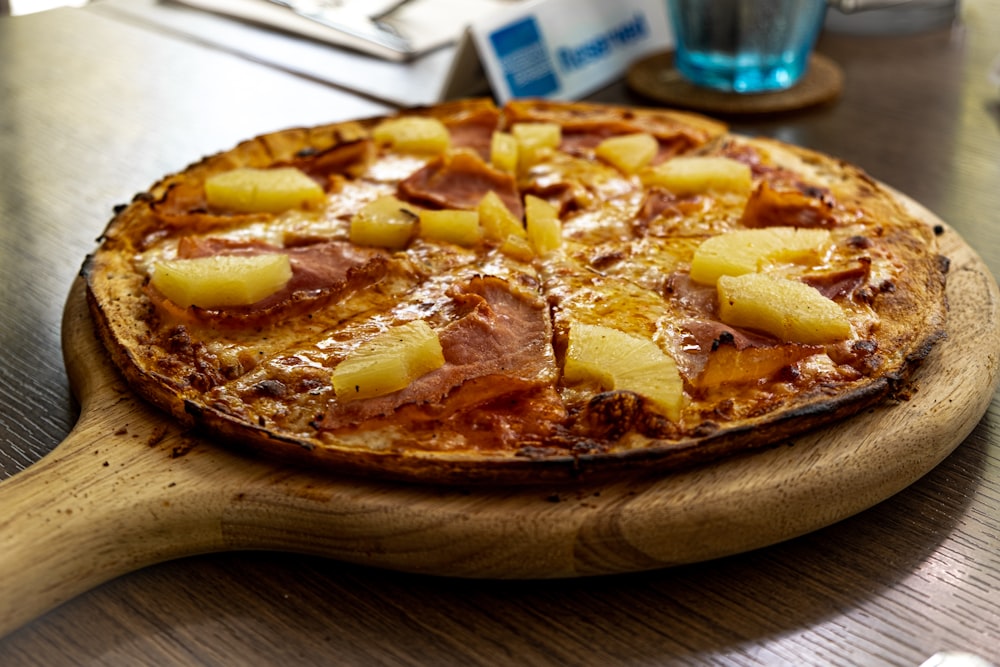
(0, 388), (236, 637)
(0, 282), (233, 638)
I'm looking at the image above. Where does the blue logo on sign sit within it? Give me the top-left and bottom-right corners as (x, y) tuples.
(489, 17), (560, 98)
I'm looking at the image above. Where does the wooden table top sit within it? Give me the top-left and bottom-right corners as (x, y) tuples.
(1, 2), (998, 664)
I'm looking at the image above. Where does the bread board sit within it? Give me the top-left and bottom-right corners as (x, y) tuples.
(0, 200), (996, 638)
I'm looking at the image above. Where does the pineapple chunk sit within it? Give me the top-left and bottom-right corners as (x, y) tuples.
(151, 253), (292, 309)
(525, 195), (561, 255)
(511, 122), (562, 151)
(372, 116), (451, 154)
(512, 122), (562, 167)
(478, 191), (526, 242)
(478, 190), (532, 261)
(690, 227), (831, 285)
(350, 195), (418, 249)
(564, 322), (683, 420)
(419, 209), (482, 246)
(204, 167), (325, 213)
(718, 273), (851, 344)
(332, 320), (445, 401)
(595, 133), (659, 175)
(640, 156), (752, 196)
(499, 234), (535, 262)
(490, 131), (519, 173)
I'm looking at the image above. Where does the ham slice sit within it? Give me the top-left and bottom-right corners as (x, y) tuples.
(146, 180), (267, 246)
(559, 121), (702, 164)
(443, 107), (501, 160)
(398, 150), (523, 219)
(678, 318), (820, 390)
(150, 238), (390, 327)
(802, 260), (871, 300)
(664, 273), (812, 384)
(741, 182), (838, 228)
(176, 237), (384, 289)
(321, 275), (557, 429)
(282, 138), (373, 182)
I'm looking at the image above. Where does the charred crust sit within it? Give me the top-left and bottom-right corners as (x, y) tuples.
(798, 184), (827, 200)
(252, 379), (288, 398)
(690, 421), (721, 437)
(576, 391), (643, 440)
(184, 399), (204, 419)
(516, 445), (566, 460)
(711, 330), (736, 351)
(847, 235), (873, 249)
(79, 254), (96, 279)
(570, 440), (606, 456)
(590, 249), (626, 270)
(854, 339), (878, 354)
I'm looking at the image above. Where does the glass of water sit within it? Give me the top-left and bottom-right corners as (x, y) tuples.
(666, 0), (828, 93)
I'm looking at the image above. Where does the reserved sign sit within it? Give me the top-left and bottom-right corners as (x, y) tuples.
(466, 0), (672, 102)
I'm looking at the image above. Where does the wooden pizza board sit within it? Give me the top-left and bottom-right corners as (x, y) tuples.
(1, 200), (997, 637)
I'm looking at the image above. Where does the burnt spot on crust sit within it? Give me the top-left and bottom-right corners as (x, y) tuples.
(161, 326), (226, 392)
(711, 399), (736, 420)
(575, 391), (643, 440)
(282, 138), (374, 182)
(847, 235), (874, 250)
(711, 331), (736, 351)
(252, 379), (288, 398)
(516, 445), (568, 460)
(689, 421), (721, 438)
(590, 249), (626, 270)
(854, 274), (898, 305)
(571, 391), (679, 441)
(826, 339), (884, 376)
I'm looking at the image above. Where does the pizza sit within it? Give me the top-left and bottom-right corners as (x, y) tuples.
(83, 99), (949, 484)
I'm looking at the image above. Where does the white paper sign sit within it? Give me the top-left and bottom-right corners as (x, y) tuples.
(467, 0), (673, 102)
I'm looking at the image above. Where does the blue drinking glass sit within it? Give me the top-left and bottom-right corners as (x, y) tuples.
(667, 0), (828, 93)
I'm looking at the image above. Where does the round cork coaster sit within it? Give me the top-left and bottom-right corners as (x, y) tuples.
(626, 51), (844, 115)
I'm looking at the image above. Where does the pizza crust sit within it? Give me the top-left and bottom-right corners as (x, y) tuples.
(84, 99), (947, 484)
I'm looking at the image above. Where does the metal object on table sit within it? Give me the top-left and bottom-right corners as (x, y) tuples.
(825, 0), (959, 34)
(921, 652), (998, 667)
(267, 0), (415, 59)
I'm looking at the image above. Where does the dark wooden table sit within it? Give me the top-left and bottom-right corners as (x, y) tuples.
(2, 2), (999, 664)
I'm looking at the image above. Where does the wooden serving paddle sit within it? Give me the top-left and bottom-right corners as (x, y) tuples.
(1, 215), (997, 638)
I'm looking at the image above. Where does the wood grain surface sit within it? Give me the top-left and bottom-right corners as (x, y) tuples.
(3, 2), (1000, 665)
(1, 208), (995, 637)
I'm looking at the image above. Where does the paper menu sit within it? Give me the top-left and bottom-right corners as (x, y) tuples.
(173, 0), (517, 61)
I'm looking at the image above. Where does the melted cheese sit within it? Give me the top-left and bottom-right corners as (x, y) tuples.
(97, 104), (944, 475)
